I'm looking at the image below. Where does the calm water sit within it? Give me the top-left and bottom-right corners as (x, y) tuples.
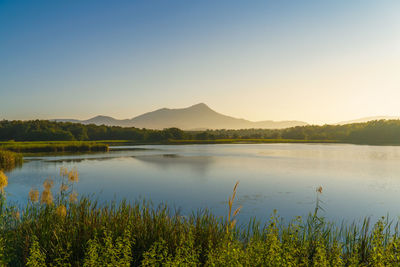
(5, 143), (400, 224)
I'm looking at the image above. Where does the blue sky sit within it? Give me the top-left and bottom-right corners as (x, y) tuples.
(1, 0), (399, 124)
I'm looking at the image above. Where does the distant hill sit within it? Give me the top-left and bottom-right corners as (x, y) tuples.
(55, 103), (308, 130)
(335, 116), (400, 125)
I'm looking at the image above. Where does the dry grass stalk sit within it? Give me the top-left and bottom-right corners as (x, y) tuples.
(29, 188), (39, 203)
(41, 188), (53, 205)
(43, 178), (54, 190)
(227, 181), (242, 233)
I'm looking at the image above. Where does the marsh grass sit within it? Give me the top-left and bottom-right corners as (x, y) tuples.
(0, 141), (108, 153)
(0, 150), (23, 171)
(1, 173), (400, 266)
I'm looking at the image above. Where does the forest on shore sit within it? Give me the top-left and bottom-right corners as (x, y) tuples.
(1, 119), (400, 145)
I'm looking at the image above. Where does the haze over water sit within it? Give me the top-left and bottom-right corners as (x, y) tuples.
(6, 144), (400, 224)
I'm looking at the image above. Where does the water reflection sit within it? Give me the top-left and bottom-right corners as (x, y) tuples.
(5, 144), (400, 224)
(134, 154), (215, 176)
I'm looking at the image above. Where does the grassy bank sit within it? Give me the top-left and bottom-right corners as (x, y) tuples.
(0, 150), (23, 171)
(0, 141), (109, 153)
(0, 171), (399, 266)
(0, 139), (392, 153)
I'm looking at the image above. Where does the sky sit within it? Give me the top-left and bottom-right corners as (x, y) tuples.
(1, 0), (400, 124)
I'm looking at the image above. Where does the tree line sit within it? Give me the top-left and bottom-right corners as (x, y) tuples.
(0, 120), (186, 142)
(1, 119), (400, 144)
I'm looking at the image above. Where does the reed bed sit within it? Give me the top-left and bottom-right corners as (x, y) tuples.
(0, 150), (23, 171)
(0, 172), (399, 266)
(0, 141), (109, 153)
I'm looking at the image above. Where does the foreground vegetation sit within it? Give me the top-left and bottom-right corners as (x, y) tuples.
(0, 170), (399, 266)
(2, 119), (400, 145)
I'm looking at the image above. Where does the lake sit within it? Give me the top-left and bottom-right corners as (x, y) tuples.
(5, 143), (400, 224)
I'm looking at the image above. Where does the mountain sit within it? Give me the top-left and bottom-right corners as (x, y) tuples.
(335, 116), (400, 125)
(55, 103), (308, 130)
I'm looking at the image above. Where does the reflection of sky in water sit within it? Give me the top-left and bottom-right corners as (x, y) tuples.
(5, 144), (400, 224)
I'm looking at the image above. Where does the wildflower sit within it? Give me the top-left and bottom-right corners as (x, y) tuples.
(56, 205), (67, 218)
(0, 170), (8, 193)
(43, 178), (54, 190)
(40, 189), (53, 205)
(60, 184), (69, 192)
(29, 188), (39, 203)
(69, 191), (78, 203)
(68, 169), (79, 183)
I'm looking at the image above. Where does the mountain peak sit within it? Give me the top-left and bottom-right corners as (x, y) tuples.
(92, 115), (112, 119)
(55, 103), (308, 130)
(189, 103), (211, 109)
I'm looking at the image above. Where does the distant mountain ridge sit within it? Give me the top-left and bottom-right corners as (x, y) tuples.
(55, 103), (308, 130)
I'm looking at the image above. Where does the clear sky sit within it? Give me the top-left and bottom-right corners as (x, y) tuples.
(1, 0), (399, 124)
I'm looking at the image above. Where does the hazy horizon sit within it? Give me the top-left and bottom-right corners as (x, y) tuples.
(1, 1), (400, 124)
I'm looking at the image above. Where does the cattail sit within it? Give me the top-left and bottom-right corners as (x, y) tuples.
(0, 170), (8, 194)
(43, 178), (54, 190)
(29, 188), (39, 203)
(69, 191), (78, 203)
(56, 205), (67, 218)
(40, 188), (53, 205)
(68, 169), (79, 183)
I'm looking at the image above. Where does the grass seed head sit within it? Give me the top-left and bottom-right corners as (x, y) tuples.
(68, 169), (79, 183)
(0, 170), (8, 193)
(29, 188), (39, 203)
(43, 178), (54, 190)
(40, 188), (53, 205)
(56, 205), (67, 218)
(317, 186), (323, 194)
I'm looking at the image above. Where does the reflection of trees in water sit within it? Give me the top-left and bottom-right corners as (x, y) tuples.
(44, 156), (119, 164)
(134, 154), (215, 176)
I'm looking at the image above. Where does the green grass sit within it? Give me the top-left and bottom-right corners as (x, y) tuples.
(0, 150), (23, 171)
(0, 141), (109, 153)
(0, 172), (399, 266)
